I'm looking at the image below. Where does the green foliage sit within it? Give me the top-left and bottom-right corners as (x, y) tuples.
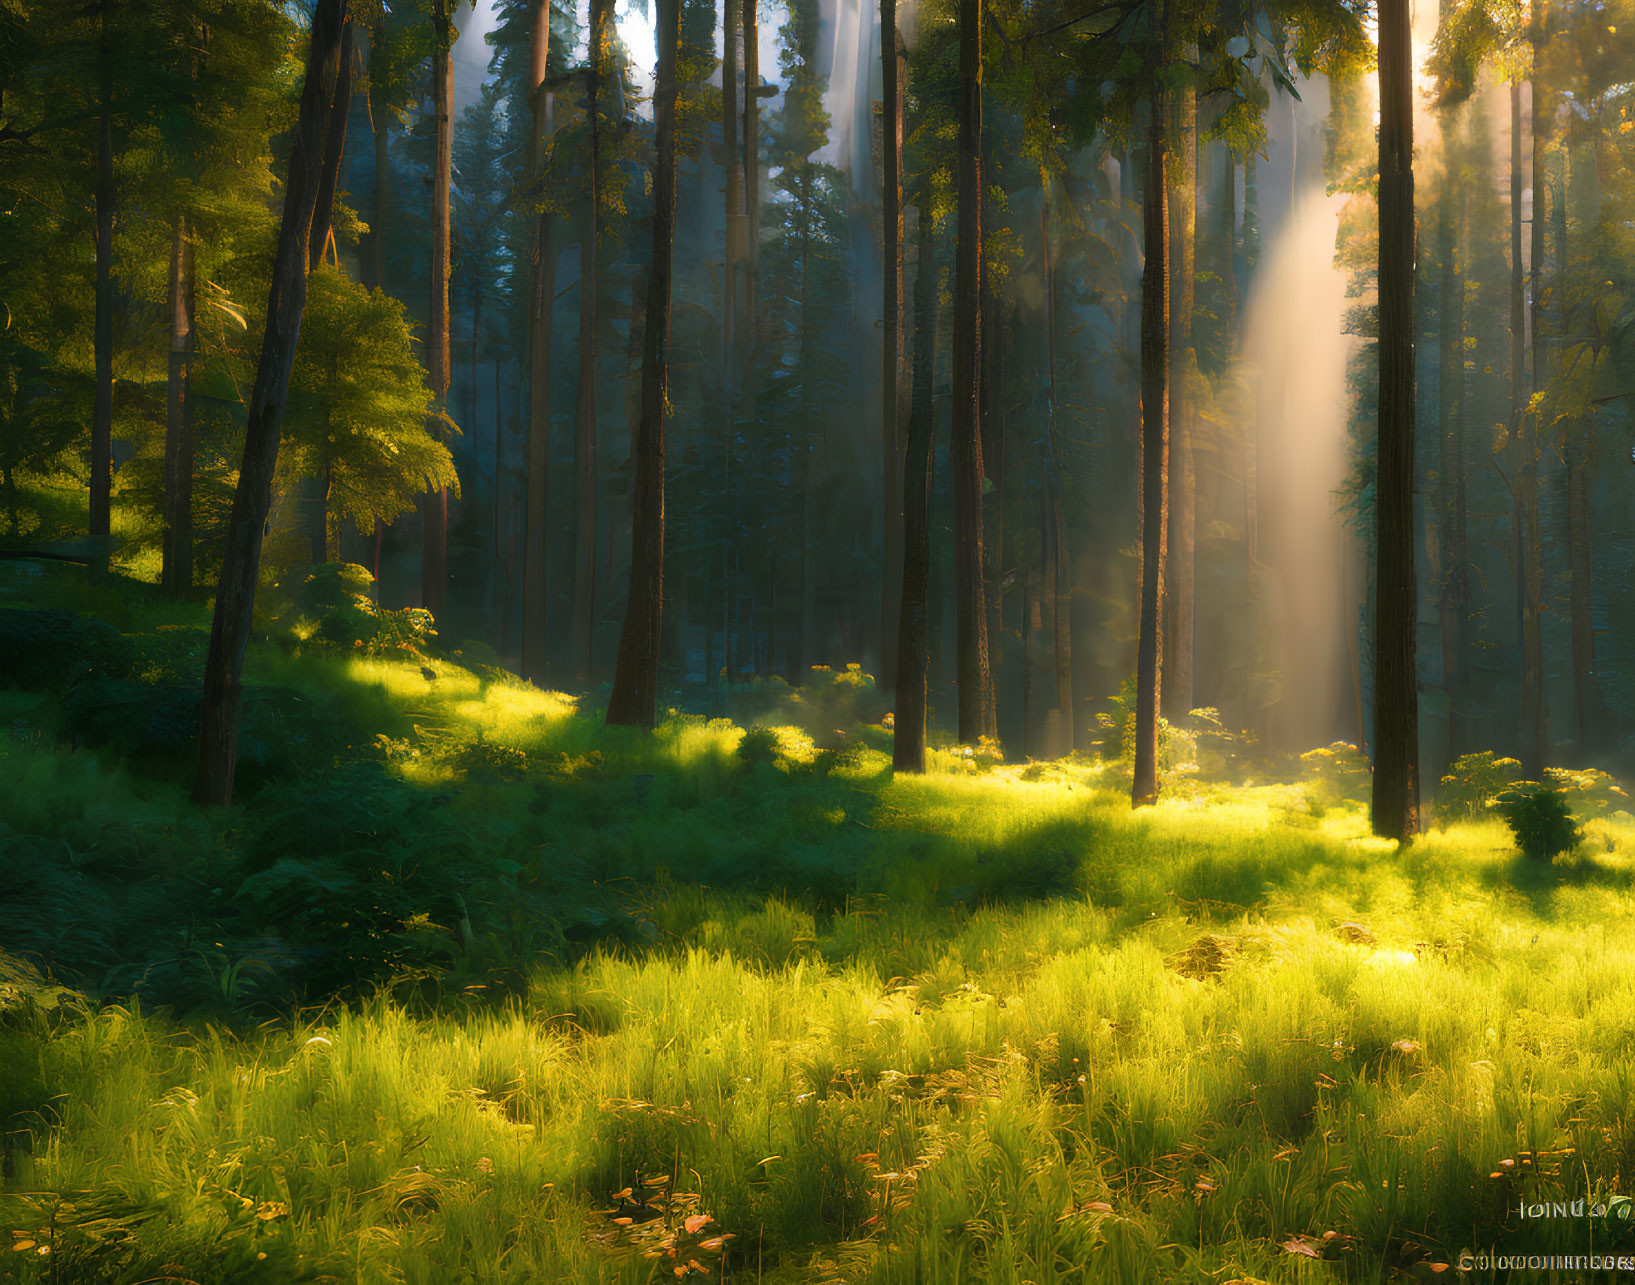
(1096, 675), (1193, 771)
(257, 562), (436, 656)
(1490, 782), (1585, 860)
(283, 265), (458, 547)
(1439, 751), (1524, 822)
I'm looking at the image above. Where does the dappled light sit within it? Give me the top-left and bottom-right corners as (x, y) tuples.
(4, 0), (1635, 1273)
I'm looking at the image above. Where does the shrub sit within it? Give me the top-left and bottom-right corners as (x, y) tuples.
(1439, 751), (1523, 822)
(259, 562), (436, 656)
(1490, 782), (1584, 860)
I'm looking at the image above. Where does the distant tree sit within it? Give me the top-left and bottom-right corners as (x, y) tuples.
(420, 0), (466, 621)
(605, 0), (678, 729)
(952, 0), (995, 745)
(880, 0), (905, 693)
(571, 0), (616, 688)
(893, 196), (939, 772)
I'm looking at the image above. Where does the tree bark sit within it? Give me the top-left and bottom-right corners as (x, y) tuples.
(605, 0), (677, 729)
(1518, 11), (1549, 780)
(1132, 108), (1170, 809)
(743, 0), (760, 286)
(369, 42), (390, 291)
(1163, 73), (1196, 723)
(421, 1), (453, 621)
(91, 4), (115, 542)
(162, 216), (195, 595)
(1041, 171), (1073, 753)
(573, 0), (611, 689)
(952, 0), (993, 744)
(880, 13), (904, 693)
(717, 0), (741, 698)
(1370, 0), (1419, 841)
(1435, 103), (1467, 764)
(522, 0), (555, 685)
(309, 23), (353, 270)
(193, 0), (351, 807)
(893, 206), (938, 772)
(1567, 422), (1594, 756)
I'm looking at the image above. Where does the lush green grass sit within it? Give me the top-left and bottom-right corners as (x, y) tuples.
(5, 565), (1635, 1282)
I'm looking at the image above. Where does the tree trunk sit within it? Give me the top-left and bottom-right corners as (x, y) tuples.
(717, 0), (741, 699)
(1163, 73), (1196, 723)
(951, 0), (993, 745)
(491, 349), (504, 643)
(1519, 13), (1549, 780)
(1567, 423), (1594, 756)
(605, 0), (677, 729)
(1041, 172), (1073, 752)
(309, 24), (352, 270)
(1435, 104), (1467, 765)
(794, 173), (816, 681)
(421, 2), (453, 621)
(574, 0), (610, 689)
(522, 0), (555, 685)
(162, 216), (194, 595)
(1370, 0), (1419, 841)
(1508, 80), (1525, 757)
(369, 49), (389, 290)
(469, 282), (481, 495)
(91, 6), (115, 542)
(743, 0), (759, 287)
(1132, 109), (1170, 809)
(893, 206), (938, 772)
(193, 0), (351, 807)
(880, 12), (904, 693)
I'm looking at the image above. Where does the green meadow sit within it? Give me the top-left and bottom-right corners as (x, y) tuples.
(4, 565), (1635, 1283)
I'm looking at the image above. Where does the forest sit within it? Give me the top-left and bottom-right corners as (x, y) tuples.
(3, 0), (1635, 1277)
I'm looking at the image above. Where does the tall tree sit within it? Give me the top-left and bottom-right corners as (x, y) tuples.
(572, 0), (614, 688)
(952, 0), (994, 744)
(880, 6), (904, 693)
(193, 0), (353, 807)
(1370, 0), (1418, 840)
(1162, 70), (1196, 723)
(1518, 0), (1550, 778)
(161, 216), (195, 594)
(1132, 98), (1170, 808)
(893, 201), (938, 772)
(605, 0), (678, 728)
(1041, 170), (1074, 752)
(522, 0), (555, 684)
(1434, 98), (1468, 762)
(421, 0), (456, 620)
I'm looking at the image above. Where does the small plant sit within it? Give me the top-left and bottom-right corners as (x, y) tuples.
(1490, 781), (1584, 860)
(449, 734), (528, 783)
(737, 725), (781, 770)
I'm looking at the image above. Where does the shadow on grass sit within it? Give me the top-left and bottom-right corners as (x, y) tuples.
(1479, 847), (1633, 916)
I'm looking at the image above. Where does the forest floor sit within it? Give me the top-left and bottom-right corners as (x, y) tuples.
(4, 562), (1635, 1283)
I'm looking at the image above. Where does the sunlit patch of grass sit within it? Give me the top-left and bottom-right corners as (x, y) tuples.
(12, 567), (1635, 1279)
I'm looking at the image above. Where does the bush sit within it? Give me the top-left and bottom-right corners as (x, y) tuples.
(1490, 782), (1584, 860)
(259, 562), (436, 656)
(1439, 751), (1523, 822)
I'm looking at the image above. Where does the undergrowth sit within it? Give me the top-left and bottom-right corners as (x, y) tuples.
(3, 563), (1635, 1282)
